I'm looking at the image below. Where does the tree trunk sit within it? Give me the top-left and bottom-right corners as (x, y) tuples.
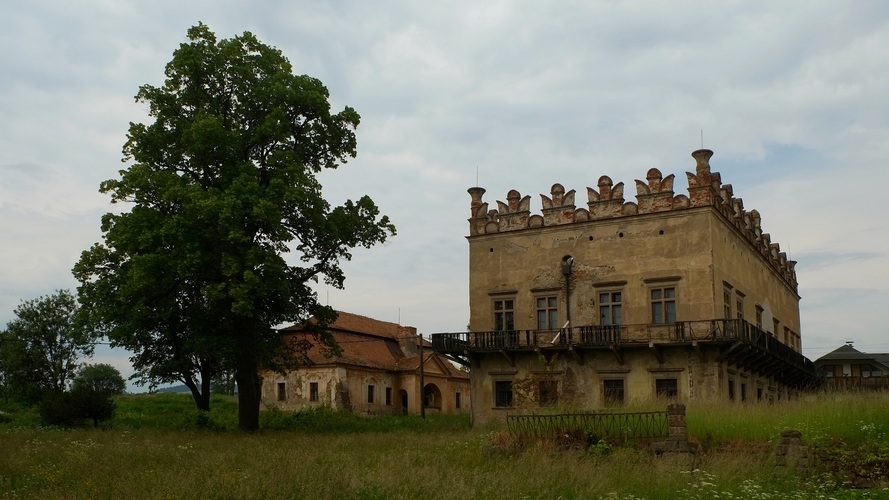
(235, 356), (262, 432)
(183, 377), (210, 411)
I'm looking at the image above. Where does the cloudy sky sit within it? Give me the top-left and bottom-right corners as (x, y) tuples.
(2, 1), (888, 386)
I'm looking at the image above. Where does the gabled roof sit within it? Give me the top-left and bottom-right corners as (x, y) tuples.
(395, 352), (469, 379)
(817, 344), (872, 361)
(816, 345), (889, 370)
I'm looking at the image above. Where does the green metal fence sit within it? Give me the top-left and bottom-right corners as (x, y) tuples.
(507, 410), (669, 443)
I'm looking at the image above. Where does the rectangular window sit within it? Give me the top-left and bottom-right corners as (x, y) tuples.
(455, 392), (462, 409)
(650, 287), (676, 324)
(741, 383), (747, 402)
(655, 378), (678, 399)
(862, 364), (883, 377)
(736, 292), (745, 320)
(385, 387), (392, 406)
(494, 380), (513, 408)
(755, 305), (763, 330)
(757, 387), (763, 401)
(277, 382), (286, 402)
(728, 379), (735, 401)
(772, 318), (780, 336)
(603, 379), (625, 405)
(536, 296), (559, 330)
(783, 327), (790, 346)
(599, 291), (623, 325)
(723, 286), (732, 318)
(309, 382), (319, 402)
(367, 385), (375, 404)
(494, 299), (515, 331)
(538, 380), (558, 406)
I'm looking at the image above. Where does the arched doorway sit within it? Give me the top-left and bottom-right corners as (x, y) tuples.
(423, 383), (442, 410)
(399, 389), (408, 415)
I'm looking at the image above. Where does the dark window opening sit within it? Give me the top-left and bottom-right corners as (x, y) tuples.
(277, 382), (286, 402)
(385, 387), (392, 406)
(656, 378), (678, 398)
(367, 385), (375, 404)
(539, 380), (558, 406)
(309, 382), (319, 402)
(494, 380), (513, 408)
(604, 379), (625, 405)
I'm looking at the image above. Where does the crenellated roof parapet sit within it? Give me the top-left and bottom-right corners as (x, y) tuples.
(467, 149), (798, 290)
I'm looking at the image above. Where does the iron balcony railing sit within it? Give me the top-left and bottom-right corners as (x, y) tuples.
(435, 319), (789, 349)
(431, 318), (820, 384)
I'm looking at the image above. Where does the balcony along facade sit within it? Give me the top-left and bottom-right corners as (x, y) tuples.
(432, 318), (821, 389)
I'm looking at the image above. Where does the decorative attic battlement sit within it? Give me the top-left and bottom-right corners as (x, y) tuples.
(467, 149), (798, 290)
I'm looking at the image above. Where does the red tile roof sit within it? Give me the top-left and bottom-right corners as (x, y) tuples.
(282, 310), (407, 340)
(280, 311), (461, 375)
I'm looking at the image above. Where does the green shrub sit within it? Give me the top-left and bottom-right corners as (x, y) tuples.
(39, 392), (82, 427)
(587, 438), (612, 458)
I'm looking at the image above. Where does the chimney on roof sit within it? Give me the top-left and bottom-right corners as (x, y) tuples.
(692, 149), (714, 175)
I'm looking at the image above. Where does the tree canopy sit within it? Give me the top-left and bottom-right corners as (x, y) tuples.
(0, 290), (96, 404)
(73, 23), (395, 431)
(72, 363), (127, 396)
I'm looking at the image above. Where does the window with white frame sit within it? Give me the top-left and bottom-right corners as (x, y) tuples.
(650, 286), (676, 324)
(494, 299), (515, 331)
(599, 291), (623, 325)
(735, 291), (745, 320)
(723, 284), (733, 318)
(535, 296), (558, 330)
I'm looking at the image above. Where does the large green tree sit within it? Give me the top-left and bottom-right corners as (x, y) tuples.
(0, 290), (96, 403)
(73, 24), (394, 431)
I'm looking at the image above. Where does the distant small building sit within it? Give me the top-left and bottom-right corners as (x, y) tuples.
(815, 344), (889, 389)
(260, 311), (470, 415)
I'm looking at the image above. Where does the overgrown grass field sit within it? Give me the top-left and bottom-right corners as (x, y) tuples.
(2, 392), (888, 499)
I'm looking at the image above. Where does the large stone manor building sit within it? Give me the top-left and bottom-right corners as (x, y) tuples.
(432, 149), (820, 425)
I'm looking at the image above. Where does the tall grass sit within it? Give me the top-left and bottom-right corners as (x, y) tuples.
(686, 391), (889, 446)
(1, 391), (888, 499)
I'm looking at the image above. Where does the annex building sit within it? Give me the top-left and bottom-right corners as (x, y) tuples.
(815, 344), (889, 390)
(261, 311), (470, 415)
(432, 149), (821, 425)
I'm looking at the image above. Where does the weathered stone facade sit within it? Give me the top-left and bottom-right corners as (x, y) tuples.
(433, 149), (820, 425)
(261, 311), (470, 415)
